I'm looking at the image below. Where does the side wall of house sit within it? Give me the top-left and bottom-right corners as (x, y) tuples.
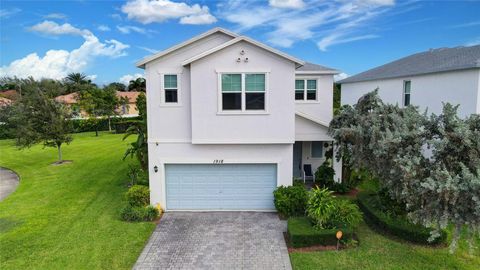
(341, 69), (480, 118)
(295, 74), (334, 124)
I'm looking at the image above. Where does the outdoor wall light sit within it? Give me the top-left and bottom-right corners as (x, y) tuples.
(244, 57), (249, 62)
(154, 165), (158, 173)
(236, 57), (241, 62)
(240, 49), (245, 55)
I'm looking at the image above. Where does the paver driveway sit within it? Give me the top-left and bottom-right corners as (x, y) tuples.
(134, 212), (291, 270)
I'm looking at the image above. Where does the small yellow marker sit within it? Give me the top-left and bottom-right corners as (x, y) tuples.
(336, 231), (343, 250)
(155, 203), (164, 213)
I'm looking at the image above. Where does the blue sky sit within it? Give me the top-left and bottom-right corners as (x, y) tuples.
(1, 0), (479, 85)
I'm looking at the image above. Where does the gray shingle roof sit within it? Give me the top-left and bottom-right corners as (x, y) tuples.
(339, 45), (480, 84)
(296, 62), (339, 73)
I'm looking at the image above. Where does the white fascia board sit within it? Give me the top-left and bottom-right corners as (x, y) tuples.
(295, 111), (330, 127)
(136, 27), (238, 68)
(182, 36), (305, 67)
(295, 70), (340, 75)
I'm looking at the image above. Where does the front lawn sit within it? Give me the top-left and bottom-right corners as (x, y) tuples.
(0, 132), (155, 269)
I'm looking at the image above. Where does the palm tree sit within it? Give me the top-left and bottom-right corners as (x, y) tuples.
(127, 78), (146, 92)
(65, 73), (88, 85)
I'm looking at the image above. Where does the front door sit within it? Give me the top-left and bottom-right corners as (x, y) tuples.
(293, 141), (302, 177)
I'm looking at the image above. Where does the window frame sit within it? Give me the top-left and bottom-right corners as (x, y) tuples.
(217, 72), (269, 114)
(295, 77), (319, 103)
(160, 73), (181, 106)
(403, 80), (411, 107)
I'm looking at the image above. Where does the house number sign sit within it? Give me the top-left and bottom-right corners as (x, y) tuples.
(213, 159), (224, 164)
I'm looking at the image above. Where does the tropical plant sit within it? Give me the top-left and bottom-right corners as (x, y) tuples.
(128, 77), (146, 92)
(329, 90), (480, 253)
(330, 199), (362, 229)
(123, 92), (148, 169)
(306, 188), (336, 229)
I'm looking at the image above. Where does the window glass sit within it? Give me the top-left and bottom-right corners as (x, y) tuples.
(222, 74), (241, 92)
(295, 80), (304, 100)
(222, 93), (241, 110)
(311, 141), (323, 158)
(306, 80), (317, 100)
(164, 75), (177, 88)
(404, 81), (411, 106)
(246, 93), (265, 110)
(245, 74), (265, 92)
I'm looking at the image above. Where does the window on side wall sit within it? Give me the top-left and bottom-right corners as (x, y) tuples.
(311, 141), (323, 158)
(403, 80), (411, 106)
(295, 79), (317, 101)
(164, 74), (178, 103)
(221, 73), (266, 112)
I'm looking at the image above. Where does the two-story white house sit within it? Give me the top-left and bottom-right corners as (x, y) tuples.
(137, 28), (340, 211)
(340, 45), (480, 118)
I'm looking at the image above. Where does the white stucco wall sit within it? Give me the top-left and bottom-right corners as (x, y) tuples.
(145, 32), (234, 142)
(148, 143), (293, 209)
(189, 41), (296, 144)
(341, 69), (480, 118)
(295, 74), (334, 124)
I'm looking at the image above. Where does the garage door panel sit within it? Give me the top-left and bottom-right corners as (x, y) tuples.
(165, 164), (276, 210)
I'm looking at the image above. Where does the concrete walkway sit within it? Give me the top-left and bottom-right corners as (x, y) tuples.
(0, 167), (19, 201)
(134, 212), (292, 270)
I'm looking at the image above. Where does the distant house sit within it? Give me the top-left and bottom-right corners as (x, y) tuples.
(0, 90), (18, 101)
(339, 45), (480, 118)
(54, 91), (141, 117)
(0, 97), (12, 107)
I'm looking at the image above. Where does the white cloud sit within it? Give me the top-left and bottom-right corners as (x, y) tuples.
(334, 72), (349, 82)
(450, 20), (480, 29)
(44, 13), (67, 19)
(117, 25), (155, 35)
(111, 13), (123, 20)
(119, 73), (144, 85)
(269, 0), (305, 9)
(137, 46), (159, 54)
(0, 21), (129, 80)
(0, 8), (21, 18)
(97, 25), (111, 31)
(465, 37), (480, 47)
(121, 0), (216, 25)
(220, 0), (396, 50)
(28, 20), (89, 36)
(86, 74), (98, 81)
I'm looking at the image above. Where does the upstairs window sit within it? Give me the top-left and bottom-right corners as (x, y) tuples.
(164, 74), (178, 103)
(403, 80), (411, 106)
(295, 79), (317, 101)
(221, 73), (266, 112)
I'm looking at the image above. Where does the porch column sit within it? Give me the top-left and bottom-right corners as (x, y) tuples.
(333, 145), (342, 183)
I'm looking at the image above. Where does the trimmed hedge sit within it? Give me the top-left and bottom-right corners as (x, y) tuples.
(287, 217), (354, 248)
(70, 117), (140, 134)
(357, 192), (447, 245)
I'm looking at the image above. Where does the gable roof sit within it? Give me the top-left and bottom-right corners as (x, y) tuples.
(182, 36), (305, 66)
(295, 111), (330, 127)
(295, 62), (339, 74)
(340, 45), (480, 84)
(136, 28), (238, 68)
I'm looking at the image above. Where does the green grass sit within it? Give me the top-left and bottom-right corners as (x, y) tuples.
(0, 132), (155, 270)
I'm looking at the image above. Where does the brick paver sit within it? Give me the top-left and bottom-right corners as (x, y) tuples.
(134, 212), (292, 270)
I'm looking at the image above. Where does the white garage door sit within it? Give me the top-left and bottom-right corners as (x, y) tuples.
(165, 164), (277, 210)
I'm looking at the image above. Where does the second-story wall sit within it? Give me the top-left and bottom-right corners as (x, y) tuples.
(145, 32), (234, 142)
(190, 41), (296, 144)
(341, 69), (480, 118)
(295, 74), (334, 124)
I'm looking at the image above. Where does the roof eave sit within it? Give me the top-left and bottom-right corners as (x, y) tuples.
(136, 27), (238, 69)
(295, 70), (340, 75)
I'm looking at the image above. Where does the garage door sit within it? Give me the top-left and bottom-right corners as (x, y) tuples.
(165, 164), (277, 210)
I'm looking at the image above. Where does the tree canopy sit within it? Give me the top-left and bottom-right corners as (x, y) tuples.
(329, 91), (480, 253)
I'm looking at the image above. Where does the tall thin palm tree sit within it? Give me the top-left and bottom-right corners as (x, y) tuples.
(65, 73), (88, 85)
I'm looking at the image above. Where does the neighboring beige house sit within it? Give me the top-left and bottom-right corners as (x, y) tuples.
(0, 97), (12, 107)
(55, 91), (141, 117)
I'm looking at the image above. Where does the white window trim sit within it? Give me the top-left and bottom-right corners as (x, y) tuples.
(160, 73), (182, 107)
(217, 72), (269, 114)
(295, 77), (319, 103)
(310, 141), (324, 159)
(403, 80), (411, 107)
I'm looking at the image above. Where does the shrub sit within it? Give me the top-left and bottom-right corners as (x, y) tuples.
(120, 205), (159, 222)
(127, 164), (149, 186)
(125, 185), (150, 207)
(306, 187), (362, 230)
(357, 192), (447, 245)
(314, 160), (335, 187)
(287, 217), (354, 248)
(329, 182), (351, 194)
(306, 188), (336, 229)
(115, 120), (140, 134)
(273, 185), (308, 218)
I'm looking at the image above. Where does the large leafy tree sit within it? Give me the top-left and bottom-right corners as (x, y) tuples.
(8, 82), (73, 163)
(330, 91), (480, 253)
